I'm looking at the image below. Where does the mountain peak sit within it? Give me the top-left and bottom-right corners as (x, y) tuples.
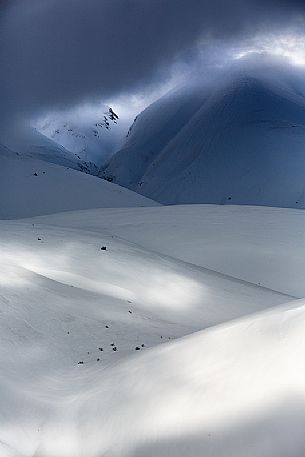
(105, 62), (305, 208)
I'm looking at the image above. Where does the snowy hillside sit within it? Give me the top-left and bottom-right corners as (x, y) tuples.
(38, 299), (305, 457)
(0, 205), (297, 457)
(1, 127), (100, 174)
(0, 146), (158, 219)
(37, 204), (305, 298)
(105, 61), (305, 207)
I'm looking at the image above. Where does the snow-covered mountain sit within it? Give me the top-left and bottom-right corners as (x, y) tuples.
(0, 107), (123, 176)
(104, 59), (305, 208)
(36, 107), (125, 169)
(0, 144), (158, 219)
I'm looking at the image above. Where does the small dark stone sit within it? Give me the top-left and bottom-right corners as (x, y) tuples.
(78, 361), (84, 365)
(228, 196), (232, 201)
(38, 238), (42, 241)
(112, 347), (117, 351)
(33, 172), (38, 176)
(135, 347), (140, 351)
(141, 344), (145, 347)
(97, 358), (100, 362)
(67, 331), (70, 334)
(127, 300), (132, 303)
(101, 246), (107, 251)
(98, 347), (103, 351)
(128, 310), (132, 314)
(87, 352), (90, 354)
(110, 343), (115, 346)
(105, 325), (109, 328)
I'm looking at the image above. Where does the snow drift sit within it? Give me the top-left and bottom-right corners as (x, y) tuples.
(38, 299), (305, 457)
(37, 204), (305, 298)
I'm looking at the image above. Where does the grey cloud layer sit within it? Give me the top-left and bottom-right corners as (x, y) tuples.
(1, 0), (305, 122)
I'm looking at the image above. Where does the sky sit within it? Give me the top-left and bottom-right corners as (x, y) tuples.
(1, 0), (305, 131)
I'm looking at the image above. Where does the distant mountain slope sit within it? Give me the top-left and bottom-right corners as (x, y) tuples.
(1, 107), (124, 175)
(0, 146), (158, 219)
(102, 84), (208, 187)
(36, 107), (125, 169)
(1, 127), (100, 174)
(105, 61), (305, 208)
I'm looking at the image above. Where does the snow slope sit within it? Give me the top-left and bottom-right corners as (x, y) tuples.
(102, 83), (208, 187)
(105, 60), (305, 208)
(1, 127), (99, 174)
(0, 212), (293, 457)
(36, 204), (305, 298)
(39, 299), (305, 457)
(0, 147), (158, 219)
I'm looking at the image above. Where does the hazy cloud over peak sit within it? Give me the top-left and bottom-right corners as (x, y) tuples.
(1, 0), (305, 125)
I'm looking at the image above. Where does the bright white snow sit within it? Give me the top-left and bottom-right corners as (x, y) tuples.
(0, 201), (304, 456)
(35, 204), (305, 297)
(38, 300), (305, 457)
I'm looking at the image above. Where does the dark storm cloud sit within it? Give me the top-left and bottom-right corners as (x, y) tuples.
(1, 0), (305, 123)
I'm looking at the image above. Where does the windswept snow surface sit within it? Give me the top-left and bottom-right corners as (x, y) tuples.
(36, 204), (305, 298)
(38, 300), (305, 457)
(105, 61), (305, 208)
(0, 149), (158, 219)
(0, 202), (304, 456)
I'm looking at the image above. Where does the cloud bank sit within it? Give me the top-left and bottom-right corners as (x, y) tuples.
(1, 0), (305, 125)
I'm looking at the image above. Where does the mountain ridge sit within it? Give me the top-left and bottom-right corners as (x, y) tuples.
(105, 61), (305, 208)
